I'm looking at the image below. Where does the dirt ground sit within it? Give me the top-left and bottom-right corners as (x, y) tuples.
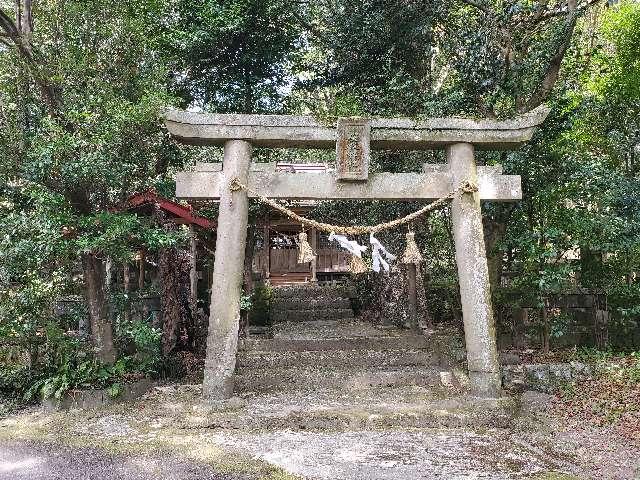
(0, 385), (638, 480)
(0, 439), (258, 480)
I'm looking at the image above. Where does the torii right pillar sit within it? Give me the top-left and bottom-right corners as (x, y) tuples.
(448, 142), (500, 396)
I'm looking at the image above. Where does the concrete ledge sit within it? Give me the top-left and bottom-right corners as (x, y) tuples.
(176, 170), (522, 201)
(234, 366), (442, 394)
(41, 378), (153, 411)
(243, 335), (429, 353)
(237, 348), (438, 370)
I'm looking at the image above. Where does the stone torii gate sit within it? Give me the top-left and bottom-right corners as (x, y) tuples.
(165, 107), (549, 400)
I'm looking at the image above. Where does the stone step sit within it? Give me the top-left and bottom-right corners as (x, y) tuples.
(268, 273), (314, 287)
(272, 285), (354, 300)
(234, 365), (442, 394)
(267, 320), (420, 341)
(184, 387), (517, 431)
(242, 334), (429, 353)
(271, 308), (354, 323)
(271, 297), (352, 311)
(236, 348), (438, 370)
(150, 384), (518, 432)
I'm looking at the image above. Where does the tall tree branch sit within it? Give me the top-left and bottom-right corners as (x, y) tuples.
(518, 0), (580, 112)
(0, 3), (63, 121)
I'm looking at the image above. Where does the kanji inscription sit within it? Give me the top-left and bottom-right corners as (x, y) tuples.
(336, 117), (370, 181)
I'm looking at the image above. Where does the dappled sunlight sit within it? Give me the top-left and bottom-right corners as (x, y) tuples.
(0, 456), (44, 473)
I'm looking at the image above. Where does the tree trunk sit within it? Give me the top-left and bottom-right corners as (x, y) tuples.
(406, 263), (418, 330)
(243, 224), (256, 295)
(416, 264), (434, 329)
(512, 307), (528, 350)
(189, 225), (198, 312)
(81, 253), (117, 365)
(540, 302), (550, 354)
(123, 262), (131, 323)
(159, 247), (193, 356)
(483, 217), (507, 295)
(240, 224), (256, 337)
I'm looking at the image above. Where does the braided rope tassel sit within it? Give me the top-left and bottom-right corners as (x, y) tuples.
(297, 231), (316, 264)
(402, 231), (423, 264)
(349, 255), (367, 274)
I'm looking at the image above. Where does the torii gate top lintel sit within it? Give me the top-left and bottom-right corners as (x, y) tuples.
(164, 105), (549, 150)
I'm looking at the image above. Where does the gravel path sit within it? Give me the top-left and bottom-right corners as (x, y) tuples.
(0, 440), (251, 480)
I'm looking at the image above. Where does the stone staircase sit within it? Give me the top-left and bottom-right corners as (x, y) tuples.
(236, 283), (441, 395)
(230, 283), (516, 430)
(268, 283), (356, 324)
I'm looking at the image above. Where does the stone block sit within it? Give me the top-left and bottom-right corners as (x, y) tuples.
(499, 352), (522, 365)
(41, 378), (152, 411)
(451, 368), (471, 389)
(164, 106), (550, 150)
(524, 364), (551, 393)
(548, 363), (574, 386)
(570, 361), (594, 379)
(176, 170), (522, 201)
(502, 365), (525, 391)
(236, 349), (437, 370)
(270, 308), (354, 323)
(336, 117), (370, 181)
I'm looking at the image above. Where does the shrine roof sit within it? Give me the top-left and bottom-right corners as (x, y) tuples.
(116, 191), (216, 230)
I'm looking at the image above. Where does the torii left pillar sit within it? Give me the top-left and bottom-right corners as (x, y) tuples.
(203, 139), (252, 399)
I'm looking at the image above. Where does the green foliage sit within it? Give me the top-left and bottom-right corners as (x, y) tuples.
(595, 2), (640, 101)
(1, 323), (113, 401)
(106, 382), (123, 399)
(301, 1), (444, 116)
(239, 294), (253, 312)
(0, 0), (192, 382)
(248, 283), (273, 326)
(162, 0), (304, 112)
(479, 2), (640, 347)
(0, 319), (161, 403)
(116, 317), (163, 373)
(571, 346), (619, 364)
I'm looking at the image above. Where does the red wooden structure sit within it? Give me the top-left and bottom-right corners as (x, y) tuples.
(117, 190), (216, 230)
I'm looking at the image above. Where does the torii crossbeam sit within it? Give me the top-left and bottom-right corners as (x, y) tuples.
(165, 107), (549, 400)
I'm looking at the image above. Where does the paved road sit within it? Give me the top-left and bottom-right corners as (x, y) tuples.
(0, 440), (250, 480)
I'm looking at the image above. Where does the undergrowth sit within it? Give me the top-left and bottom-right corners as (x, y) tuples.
(555, 351), (640, 443)
(0, 319), (162, 409)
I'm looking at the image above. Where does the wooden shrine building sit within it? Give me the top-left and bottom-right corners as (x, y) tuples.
(252, 162), (350, 286)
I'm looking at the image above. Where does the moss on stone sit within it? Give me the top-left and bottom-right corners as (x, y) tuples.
(532, 472), (585, 480)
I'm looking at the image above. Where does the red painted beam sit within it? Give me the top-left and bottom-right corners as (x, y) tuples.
(115, 191), (216, 230)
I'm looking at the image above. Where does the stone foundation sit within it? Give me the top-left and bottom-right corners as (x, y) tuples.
(41, 378), (152, 411)
(502, 362), (594, 393)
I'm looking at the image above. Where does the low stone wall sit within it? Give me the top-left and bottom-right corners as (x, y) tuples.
(502, 362), (594, 393)
(42, 378), (153, 411)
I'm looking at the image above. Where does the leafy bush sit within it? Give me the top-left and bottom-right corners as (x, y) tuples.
(0, 318), (162, 405)
(115, 317), (162, 373)
(248, 282), (273, 326)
